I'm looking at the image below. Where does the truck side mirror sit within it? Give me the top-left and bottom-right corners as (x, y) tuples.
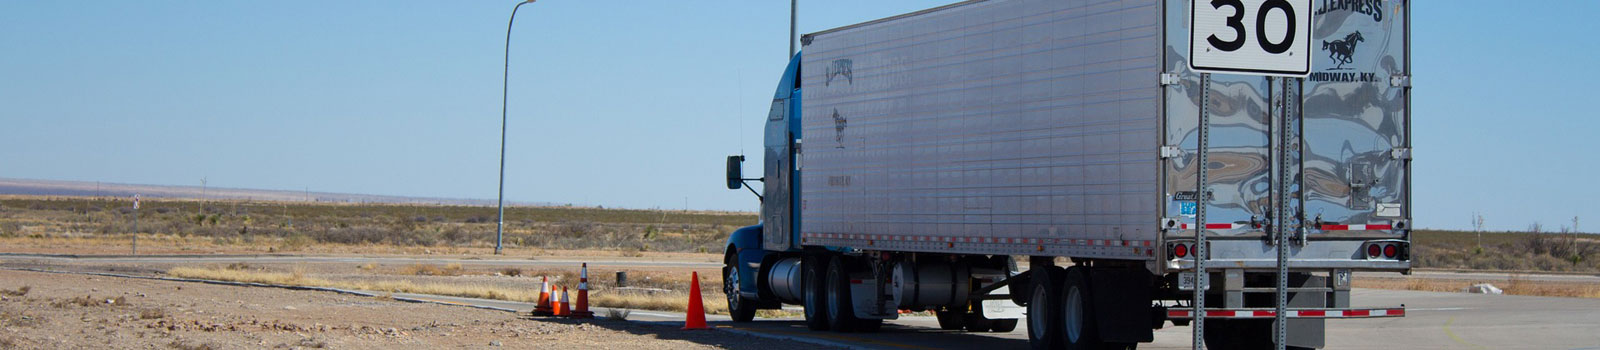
(726, 155), (745, 190)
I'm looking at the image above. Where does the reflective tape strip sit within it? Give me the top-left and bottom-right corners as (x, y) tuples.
(1166, 307), (1406, 319)
(1320, 224), (1394, 231)
(795, 233), (1153, 249)
(1179, 223), (1246, 230)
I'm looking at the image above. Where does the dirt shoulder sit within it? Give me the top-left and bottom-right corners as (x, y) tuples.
(0, 270), (820, 350)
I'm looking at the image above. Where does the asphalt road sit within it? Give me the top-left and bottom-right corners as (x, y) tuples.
(5, 254), (1598, 349)
(398, 285), (1600, 349)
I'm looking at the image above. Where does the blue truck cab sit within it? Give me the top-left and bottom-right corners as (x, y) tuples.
(723, 53), (804, 319)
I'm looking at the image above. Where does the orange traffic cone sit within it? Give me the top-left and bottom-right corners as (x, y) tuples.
(682, 271), (709, 330)
(532, 276), (554, 316)
(551, 285), (566, 317)
(571, 263), (594, 319)
(558, 286), (573, 317)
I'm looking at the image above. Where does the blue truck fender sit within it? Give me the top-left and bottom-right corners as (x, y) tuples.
(724, 224), (766, 300)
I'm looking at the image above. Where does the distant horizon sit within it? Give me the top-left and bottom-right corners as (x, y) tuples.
(7, 176), (1594, 233)
(0, 177), (756, 213)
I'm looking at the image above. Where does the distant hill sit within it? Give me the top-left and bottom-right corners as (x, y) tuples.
(0, 178), (512, 206)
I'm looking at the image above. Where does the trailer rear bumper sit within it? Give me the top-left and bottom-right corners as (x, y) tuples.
(1165, 307), (1405, 319)
(1166, 259), (1410, 271)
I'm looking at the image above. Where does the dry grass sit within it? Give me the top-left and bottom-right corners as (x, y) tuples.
(588, 290), (728, 315)
(165, 266), (731, 314)
(1356, 276), (1600, 299)
(0, 286), (29, 297)
(0, 195), (754, 255)
(398, 263), (463, 276)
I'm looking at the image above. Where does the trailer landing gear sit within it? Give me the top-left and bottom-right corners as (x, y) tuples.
(934, 304), (1018, 332)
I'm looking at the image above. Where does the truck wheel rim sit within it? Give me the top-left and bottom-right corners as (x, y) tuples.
(726, 266), (741, 309)
(1028, 284), (1048, 341)
(1063, 286), (1083, 342)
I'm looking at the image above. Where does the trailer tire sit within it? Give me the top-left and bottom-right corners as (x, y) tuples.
(1027, 266), (1065, 350)
(1061, 267), (1104, 350)
(802, 254), (830, 331)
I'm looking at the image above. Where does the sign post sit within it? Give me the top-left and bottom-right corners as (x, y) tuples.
(1188, 1), (1312, 349)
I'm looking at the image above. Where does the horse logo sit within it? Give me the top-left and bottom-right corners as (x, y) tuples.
(1321, 31), (1364, 70)
(832, 108), (848, 148)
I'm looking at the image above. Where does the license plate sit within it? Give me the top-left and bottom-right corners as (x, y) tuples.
(1178, 272), (1203, 291)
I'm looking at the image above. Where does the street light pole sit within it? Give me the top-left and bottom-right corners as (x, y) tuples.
(789, 0), (797, 58)
(498, 0), (536, 255)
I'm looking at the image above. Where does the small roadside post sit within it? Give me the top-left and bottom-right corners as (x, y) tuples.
(132, 194), (140, 255)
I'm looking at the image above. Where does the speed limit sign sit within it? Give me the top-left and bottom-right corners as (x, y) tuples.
(1190, 0), (1312, 76)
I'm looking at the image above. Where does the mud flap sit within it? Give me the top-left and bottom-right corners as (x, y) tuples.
(1090, 268), (1154, 343)
(1283, 275), (1327, 349)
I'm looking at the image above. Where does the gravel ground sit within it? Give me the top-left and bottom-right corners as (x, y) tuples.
(0, 270), (823, 350)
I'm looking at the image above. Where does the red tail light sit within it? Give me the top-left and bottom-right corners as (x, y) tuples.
(1383, 244), (1398, 258)
(1367, 244), (1382, 258)
(1174, 243), (1189, 258)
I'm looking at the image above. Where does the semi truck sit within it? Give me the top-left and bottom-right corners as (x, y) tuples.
(721, 1), (1411, 349)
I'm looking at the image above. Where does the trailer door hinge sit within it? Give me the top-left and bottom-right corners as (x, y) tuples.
(1389, 147), (1412, 160)
(1389, 75), (1411, 88)
(1159, 73), (1181, 86)
(1159, 146), (1183, 159)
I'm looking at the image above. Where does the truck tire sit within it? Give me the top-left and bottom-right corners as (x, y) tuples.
(989, 318), (1019, 332)
(962, 301), (1019, 332)
(935, 308), (966, 330)
(802, 254), (830, 331)
(825, 255), (882, 332)
(1027, 266), (1065, 350)
(1061, 267), (1104, 350)
(724, 254), (757, 322)
(963, 310), (994, 332)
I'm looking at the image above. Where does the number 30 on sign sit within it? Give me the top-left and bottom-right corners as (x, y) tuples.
(1190, 0), (1312, 77)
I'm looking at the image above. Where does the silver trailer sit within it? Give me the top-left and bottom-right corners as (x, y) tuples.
(723, 1), (1409, 348)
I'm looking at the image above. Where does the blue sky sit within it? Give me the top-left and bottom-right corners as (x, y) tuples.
(0, 1), (1593, 231)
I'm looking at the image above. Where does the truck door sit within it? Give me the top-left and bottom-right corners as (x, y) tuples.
(1162, 0), (1409, 254)
(1301, 1), (1410, 239)
(763, 98), (793, 252)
